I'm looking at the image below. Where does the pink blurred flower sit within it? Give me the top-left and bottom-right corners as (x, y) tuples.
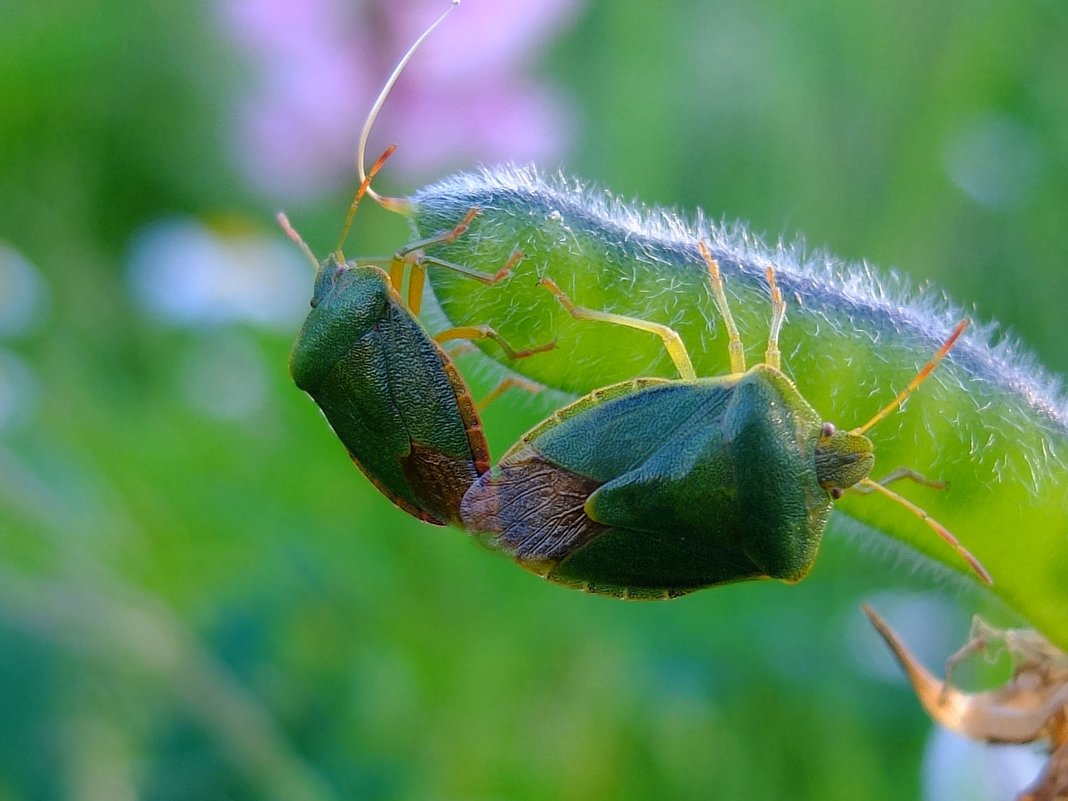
(218, 0), (584, 202)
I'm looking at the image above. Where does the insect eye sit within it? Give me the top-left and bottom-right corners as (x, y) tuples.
(821, 422), (836, 438)
(830, 487), (844, 500)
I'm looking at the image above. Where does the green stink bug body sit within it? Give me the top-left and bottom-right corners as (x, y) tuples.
(462, 246), (986, 597)
(461, 369), (838, 596)
(284, 8), (555, 528)
(290, 251), (489, 526)
(293, 2), (990, 597)
(283, 152), (544, 526)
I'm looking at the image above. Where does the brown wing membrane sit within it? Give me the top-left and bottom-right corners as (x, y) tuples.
(400, 441), (480, 526)
(460, 445), (607, 565)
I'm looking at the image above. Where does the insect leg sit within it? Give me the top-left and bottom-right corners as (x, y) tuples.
(442, 341), (478, 359)
(389, 211), (520, 315)
(476, 375), (544, 412)
(389, 207), (479, 310)
(763, 264), (786, 371)
(418, 249), (520, 288)
(390, 208), (479, 310)
(402, 250), (519, 314)
(538, 277), (697, 381)
(698, 241), (746, 374)
(398, 207), (479, 259)
(854, 467), (948, 492)
(429, 323), (547, 409)
(434, 325), (556, 360)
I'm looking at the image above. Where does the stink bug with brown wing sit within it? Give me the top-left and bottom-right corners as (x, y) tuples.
(461, 244), (990, 597)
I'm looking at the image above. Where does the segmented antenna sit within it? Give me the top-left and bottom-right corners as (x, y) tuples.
(336, 144), (396, 257)
(860, 477), (993, 585)
(278, 144), (395, 269)
(277, 213), (319, 272)
(356, 0), (461, 214)
(854, 320), (969, 436)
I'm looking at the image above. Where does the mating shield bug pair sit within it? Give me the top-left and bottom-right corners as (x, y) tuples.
(284, 1), (991, 593)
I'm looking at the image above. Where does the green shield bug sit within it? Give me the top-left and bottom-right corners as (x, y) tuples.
(290, 1), (1000, 597)
(461, 242), (991, 597)
(283, 147), (550, 527)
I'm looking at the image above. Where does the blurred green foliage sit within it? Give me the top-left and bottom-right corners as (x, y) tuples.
(0, 0), (1064, 799)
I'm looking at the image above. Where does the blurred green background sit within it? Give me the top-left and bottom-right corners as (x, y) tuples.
(0, 0), (1065, 799)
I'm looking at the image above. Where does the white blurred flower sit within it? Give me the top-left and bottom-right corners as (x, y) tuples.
(942, 114), (1042, 209)
(923, 726), (1042, 801)
(126, 217), (309, 330)
(0, 243), (49, 338)
(180, 331), (271, 421)
(0, 244), (46, 433)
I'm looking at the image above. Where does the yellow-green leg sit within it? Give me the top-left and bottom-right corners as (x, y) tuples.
(434, 325), (556, 361)
(762, 264), (786, 371)
(477, 375), (544, 412)
(698, 241), (746, 375)
(383, 208), (519, 315)
(538, 277), (697, 381)
(853, 467), (948, 493)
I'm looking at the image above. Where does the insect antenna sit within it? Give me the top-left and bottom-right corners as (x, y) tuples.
(853, 319), (969, 436)
(848, 319), (990, 583)
(859, 477), (993, 585)
(336, 144), (396, 258)
(356, 0), (461, 215)
(276, 213), (319, 272)
(277, 144), (396, 272)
